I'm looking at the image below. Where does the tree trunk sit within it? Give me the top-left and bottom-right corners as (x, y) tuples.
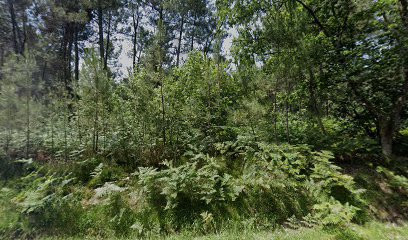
(274, 89), (278, 142)
(22, 11), (27, 53)
(285, 97), (289, 142)
(379, 118), (394, 158)
(203, 35), (211, 57)
(400, 0), (408, 24)
(137, 47), (142, 66)
(0, 46), (4, 67)
(26, 72), (30, 158)
(190, 17), (196, 51)
(94, 88), (99, 153)
(176, 15), (184, 67)
(97, 1), (104, 64)
(51, 113), (54, 150)
(374, 0), (408, 158)
(158, 10), (166, 146)
(67, 33), (73, 79)
(308, 67), (326, 135)
(8, 0), (19, 54)
(285, 79), (290, 142)
(64, 98), (68, 161)
(65, 25), (74, 99)
(132, 5), (140, 70)
(160, 76), (166, 146)
(74, 26), (79, 81)
(104, 11), (111, 70)
(15, 11), (23, 54)
(207, 60), (211, 132)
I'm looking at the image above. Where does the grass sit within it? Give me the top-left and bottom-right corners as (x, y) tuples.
(38, 222), (408, 240)
(2, 187), (408, 240)
(0, 186), (19, 234)
(167, 222), (408, 240)
(2, 177), (408, 240)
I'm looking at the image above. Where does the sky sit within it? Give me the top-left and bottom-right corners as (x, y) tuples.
(114, 24), (237, 77)
(83, 4), (238, 79)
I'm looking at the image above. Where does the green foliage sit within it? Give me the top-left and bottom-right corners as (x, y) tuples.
(0, 186), (20, 238)
(0, 162), (135, 238)
(0, 53), (44, 162)
(88, 163), (126, 188)
(1, 48), (405, 239)
(11, 169), (81, 234)
(377, 167), (408, 190)
(376, 166), (408, 215)
(73, 157), (101, 183)
(2, 0), (408, 239)
(308, 197), (359, 226)
(106, 193), (137, 236)
(137, 141), (366, 231)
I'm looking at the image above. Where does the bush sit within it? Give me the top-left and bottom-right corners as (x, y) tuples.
(11, 169), (82, 235)
(0, 139), (370, 238)
(136, 141), (367, 232)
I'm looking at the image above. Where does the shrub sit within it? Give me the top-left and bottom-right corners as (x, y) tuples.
(11, 169), (83, 235)
(136, 141), (366, 232)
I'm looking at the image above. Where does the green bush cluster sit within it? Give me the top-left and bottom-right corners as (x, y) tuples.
(0, 141), (370, 239)
(136, 140), (367, 232)
(0, 159), (134, 239)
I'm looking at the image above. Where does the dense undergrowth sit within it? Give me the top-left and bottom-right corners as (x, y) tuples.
(1, 134), (407, 239)
(1, 55), (407, 238)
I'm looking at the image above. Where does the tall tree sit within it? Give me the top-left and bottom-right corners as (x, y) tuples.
(221, 0), (408, 158)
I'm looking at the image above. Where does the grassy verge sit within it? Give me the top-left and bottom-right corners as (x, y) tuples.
(1, 157), (407, 240)
(2, 179), (408, 240)
(39, 222), (408, 240)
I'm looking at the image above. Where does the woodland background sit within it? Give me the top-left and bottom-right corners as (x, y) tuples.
(1, 0), (408, 239)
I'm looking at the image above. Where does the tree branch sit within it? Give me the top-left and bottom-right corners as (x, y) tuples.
(295, 0), (330, 37)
